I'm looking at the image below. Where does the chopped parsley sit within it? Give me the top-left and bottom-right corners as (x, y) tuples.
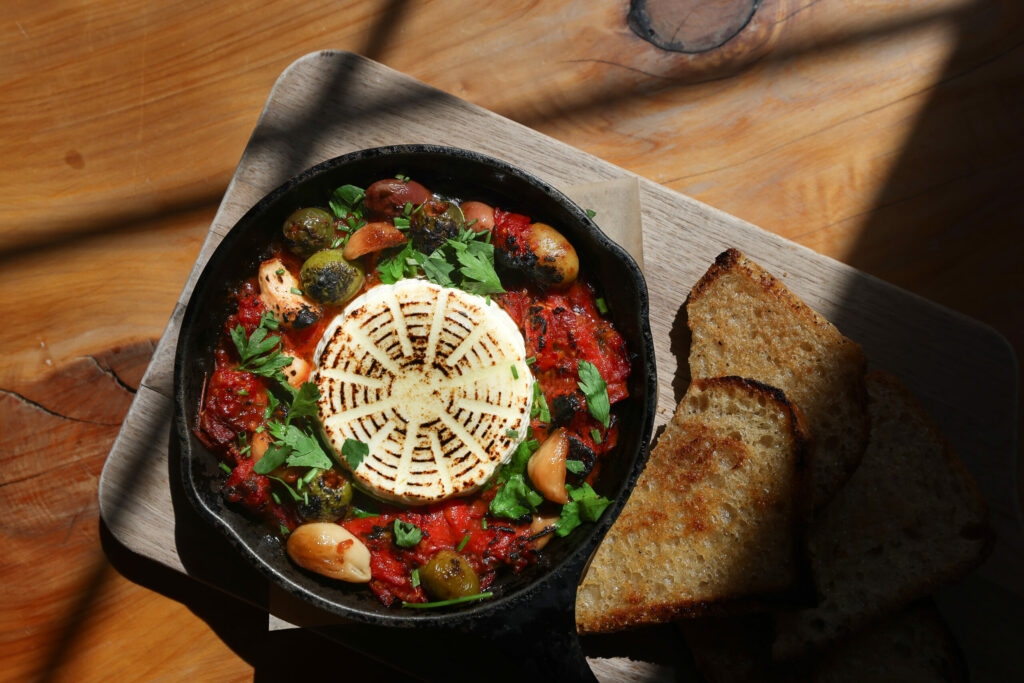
(565, 459), (585, 475)
(218, 462), (232, 474)
(229, 320), (294, 379)
(456, 533), (470, 552)
(375, 224), (503, 298)
(342, 438), (369, 471)
(555, 483), (612, 537)
(595, 297), (608, 315)
(590, 428), (603, 445)
(329, 184), (366, 220)
(577, 361), (610, 428)
(393, 520), (423, 548)
(489, 474), (543, 519)
(530, 382), (551, 423)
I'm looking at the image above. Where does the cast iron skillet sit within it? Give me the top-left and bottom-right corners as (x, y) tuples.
(174, 145), (656, 680)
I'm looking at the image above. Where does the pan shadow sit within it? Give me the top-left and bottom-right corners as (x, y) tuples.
(69, 0), (1023, 680)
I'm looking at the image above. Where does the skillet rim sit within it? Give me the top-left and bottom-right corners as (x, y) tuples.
(173, 144), (657, 628)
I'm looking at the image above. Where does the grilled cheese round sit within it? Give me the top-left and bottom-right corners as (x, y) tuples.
(312, 280), (533, 504)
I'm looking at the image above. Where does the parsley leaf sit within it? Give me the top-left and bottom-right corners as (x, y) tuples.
(377, 241), (419, 284)
(329, 184), (366, 220)
(577, 361), (610, 428)
(489, 474), (543, 519)
(253, 441), (289, 474)
(448, 239), (504, 295)
(414, 248), (456, 288)
(287, 382), (320, 424)
(393, 520), (423, 547)
(253, 422), (332, 473)
(230, 320), (295, 379)
(565, 459), (585, 475)
(497, 439), (538, 485)
(555, 483), (612, 537)
(342, 438), (369, 471)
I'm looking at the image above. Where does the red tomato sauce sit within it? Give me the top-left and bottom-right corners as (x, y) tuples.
(194, 192), (632, 607)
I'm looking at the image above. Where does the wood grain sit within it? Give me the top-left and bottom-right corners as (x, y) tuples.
(2, 0), (1022, 680)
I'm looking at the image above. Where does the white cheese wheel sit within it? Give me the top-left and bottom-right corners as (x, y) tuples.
(312, 280), (533, 504)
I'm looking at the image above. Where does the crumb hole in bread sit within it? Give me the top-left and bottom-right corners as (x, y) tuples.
(758, 435), (775, 448)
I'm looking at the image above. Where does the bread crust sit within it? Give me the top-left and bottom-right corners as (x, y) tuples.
(686, 248), (870, 510)
(575, 376), (813, 634)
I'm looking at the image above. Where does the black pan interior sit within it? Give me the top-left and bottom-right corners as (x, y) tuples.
(174, 145), (656, 628)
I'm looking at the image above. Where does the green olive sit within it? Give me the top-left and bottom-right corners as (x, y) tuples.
(410, 200), (465, 254)
(419, 549), (480, 601)
(283, 208), (335, 258)
(299, 249), (365, 305)
(296, 469), (353, 522)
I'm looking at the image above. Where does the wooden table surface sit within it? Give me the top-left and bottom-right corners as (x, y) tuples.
(2, 0), (1022, 680)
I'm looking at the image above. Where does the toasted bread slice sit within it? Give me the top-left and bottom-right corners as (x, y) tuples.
(683, 601), (967, 682)
(772, 372), (992, 660)
(575, 376), (810, 634)
(686, 248), (869, 509)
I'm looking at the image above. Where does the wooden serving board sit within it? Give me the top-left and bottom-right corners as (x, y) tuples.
(99, 51), (1021, 676)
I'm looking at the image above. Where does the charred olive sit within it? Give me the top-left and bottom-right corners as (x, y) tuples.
(297, 469), (353, 522)
(419, 549), (480, 601)
(410, 200), (465, 254)
(525, 222), (579, 288)
(299, 249), (365, 305)
(365, 178), (431, 217)
(283, 208), (335, 258)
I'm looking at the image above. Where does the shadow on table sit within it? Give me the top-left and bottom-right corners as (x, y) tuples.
(67, 0), (1023, 680)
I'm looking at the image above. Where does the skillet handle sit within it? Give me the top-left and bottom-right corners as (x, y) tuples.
(458, 569), (595, 682)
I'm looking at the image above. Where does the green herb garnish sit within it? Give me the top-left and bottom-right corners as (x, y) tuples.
(229, 322), (294, 379)
(585, 208), (597, 219)
(590, 428), (603, 445)
(510, 364), (519, 379)
(489, 474), (543, 519)
(329, 184), (366, 219)
(595, 297), (609, 315)
(565, 459), (585, 475)
(393, 520), (423, 548)
(342, 438), (369, 471)
(456, 533), (470, 552)
(401, 592), (493, 609)
(218, 462), (232, 474)
(410, 567), (420, 588)
(530, 382), (551, 423)
(555, 483), (612, 537)
(577, 361), (610, 428)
